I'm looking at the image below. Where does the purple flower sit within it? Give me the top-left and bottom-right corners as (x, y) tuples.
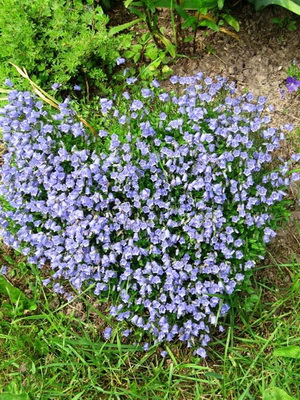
(4, 79), (13, 87)
(0, 266), (7, 275)
(116, 57), (126, 65)
(73, 84), (81, 91)
(51, 83), (61, 90)
(151, 79), (160, 88)
(126, 77), (137, 85)
(141, 88), (153, 98)
(130, 100), (143, 111)
(103, 327), (112, 340)
(286, 77), (300, 92)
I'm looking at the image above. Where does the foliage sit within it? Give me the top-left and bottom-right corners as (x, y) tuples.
(263, 387), (298, 400)
(120, 0), (239, 56)
(0, 0), (131, 93)
(249, 0), (300, 15)
(272, 16), (298, 31)
(0, 71), (299, 356)
(0, 274), (37, 316)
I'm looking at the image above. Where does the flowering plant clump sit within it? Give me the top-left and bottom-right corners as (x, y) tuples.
(0, 72), (299, 357)
(286, 61), (300, 94)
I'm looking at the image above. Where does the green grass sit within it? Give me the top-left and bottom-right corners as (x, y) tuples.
(0, 242), (299, 400)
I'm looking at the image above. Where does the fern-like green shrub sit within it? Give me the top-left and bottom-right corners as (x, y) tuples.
(0, 0), (131, 92)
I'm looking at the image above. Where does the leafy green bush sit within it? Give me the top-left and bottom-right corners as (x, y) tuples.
(0, 0), (131, 92)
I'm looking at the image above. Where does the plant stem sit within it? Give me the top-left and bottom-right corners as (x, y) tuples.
(143, 5), (161, 48)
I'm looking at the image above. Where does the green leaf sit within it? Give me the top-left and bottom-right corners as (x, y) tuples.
(133, 52), (141, 63)
(221, 14), (240, 32)
(108, 18), (144, 37)
(71, 391), (86, 400)
(263, 387), (298, 400)
(274, 346), (300, 359)
(0, 276), (37, 313)
(145, 45), (158, 60)
(251, 0), (300, 15)
(132, 44), (143, 51)
(0, 394), (30, 400)
(156, 34), (176, 57)
(182, 15), (198, 29)
(204, 371), (223, 379)
(124, 50), (136, 58)
(198, 19), (220, 31)
(184, 35), (194, 42)
(124, 0), (143, 7)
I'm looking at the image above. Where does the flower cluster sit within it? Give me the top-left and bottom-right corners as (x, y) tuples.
(286, 76), (300, 92)
(0, 73), (298, 357)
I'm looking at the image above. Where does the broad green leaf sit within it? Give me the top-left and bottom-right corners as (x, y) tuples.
(155, 34), (176, 57)
(0, 393), (30, 400)
(133, 52), (141, 63)
(222, 13), (240, 32)
(182, 15), (198, 29)
(184, 35), (194, 42)
(124, 0), (143, 7)
(198, 19), (220, 31)
(124, 50), (136, 58)
(251, 0), (300, 15)
(131, 44), (143, 52)
(204, 371), (223, 379)
(274, 346), (300, 359)
(145, 45), (158, 60)
(108, 18), (144, 37)
(263, 387), (298, 400)
(0, 275), (37, 313)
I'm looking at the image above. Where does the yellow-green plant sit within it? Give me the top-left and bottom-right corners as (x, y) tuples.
(0, 0), (131, 92)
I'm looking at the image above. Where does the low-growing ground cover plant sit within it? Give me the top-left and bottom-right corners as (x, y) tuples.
(0, 70), (299, 357)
